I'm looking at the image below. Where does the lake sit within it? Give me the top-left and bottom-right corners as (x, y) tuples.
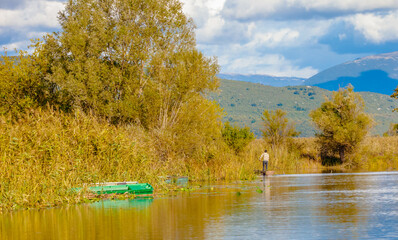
(1, 171), (398, 239)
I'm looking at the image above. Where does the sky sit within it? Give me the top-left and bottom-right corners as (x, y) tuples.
(1, 0), (398, 78)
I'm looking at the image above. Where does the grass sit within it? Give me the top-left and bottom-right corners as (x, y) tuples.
(0, 108), (255, 211)
(1, 109), (397, 212)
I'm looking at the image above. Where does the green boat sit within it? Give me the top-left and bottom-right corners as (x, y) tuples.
(75, 183), (154, 195)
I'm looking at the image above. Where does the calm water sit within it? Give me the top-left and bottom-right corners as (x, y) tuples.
(1, 172), (398, 239)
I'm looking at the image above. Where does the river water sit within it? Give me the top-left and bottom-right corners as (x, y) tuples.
(1, 172), (398, 239)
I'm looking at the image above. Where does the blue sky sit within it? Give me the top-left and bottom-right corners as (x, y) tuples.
(1, 0), (398, 78)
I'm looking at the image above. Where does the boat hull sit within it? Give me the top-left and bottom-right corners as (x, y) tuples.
(76, 183), (154, 195)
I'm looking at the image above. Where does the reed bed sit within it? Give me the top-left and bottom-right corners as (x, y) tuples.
(1, 109), (397, 211)
(0, 109), (257, 211)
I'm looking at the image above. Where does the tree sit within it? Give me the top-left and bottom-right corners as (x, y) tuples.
(221, 121), (254, 154)
(34, 0), (219, 128)
(392, 86), (398, 111)
(261, 109), (299, 147)
(0, 51), (70, 118)
(310, 86), (373, 163)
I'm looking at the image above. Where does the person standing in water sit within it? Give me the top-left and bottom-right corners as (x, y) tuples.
(259, 149), (270, 172)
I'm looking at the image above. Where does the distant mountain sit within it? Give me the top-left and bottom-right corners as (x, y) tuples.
(305, 52), (398, 95)
(209, 79), (398, 137)
(218, 73), (305, 87)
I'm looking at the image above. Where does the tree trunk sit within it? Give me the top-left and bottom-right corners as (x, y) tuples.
(339, 148), (345, 163)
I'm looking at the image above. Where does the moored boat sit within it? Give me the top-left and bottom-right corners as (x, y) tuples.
(75, 182), (154, 195)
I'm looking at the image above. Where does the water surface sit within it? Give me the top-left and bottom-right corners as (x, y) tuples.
(1, 172), (398, 239)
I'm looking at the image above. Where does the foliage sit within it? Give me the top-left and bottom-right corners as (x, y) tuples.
(0, 0), (222, 163)
(221, 121), (254, 154)
(0, 52), (69, 118)
(0, 109), (250, 211)
(261, 109), (299, 147)
(2, 108), (397, 211)
(32, 0), (219, 127)
(310, 86), (373, 164)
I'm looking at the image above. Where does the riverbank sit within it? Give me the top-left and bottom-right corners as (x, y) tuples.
(1, 109), (397, 212)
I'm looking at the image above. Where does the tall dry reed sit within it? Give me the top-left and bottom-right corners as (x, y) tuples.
(1, 108), (396, 212)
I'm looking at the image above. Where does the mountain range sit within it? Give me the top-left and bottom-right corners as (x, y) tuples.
(219, 51), (398, 96)
(305, 52), (398, 95)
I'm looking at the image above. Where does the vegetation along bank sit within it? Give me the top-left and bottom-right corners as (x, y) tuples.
(1, 0), (398, 211)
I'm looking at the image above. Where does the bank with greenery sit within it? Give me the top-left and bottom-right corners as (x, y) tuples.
(1, 0), (398, 212)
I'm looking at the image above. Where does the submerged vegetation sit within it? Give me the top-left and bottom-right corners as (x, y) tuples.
(1, 0), (398, 212)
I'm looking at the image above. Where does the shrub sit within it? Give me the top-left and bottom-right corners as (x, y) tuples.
(222, 122), (255, 154)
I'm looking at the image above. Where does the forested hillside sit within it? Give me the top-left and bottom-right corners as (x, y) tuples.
(210, 79), (398, 137)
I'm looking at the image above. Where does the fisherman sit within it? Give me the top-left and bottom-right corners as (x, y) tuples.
(259, 149), (270, 172)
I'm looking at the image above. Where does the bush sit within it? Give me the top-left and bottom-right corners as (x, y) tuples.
(261, 109), (299, 147)
(310, 86), (373, 163)
(222, 122), (255, 154)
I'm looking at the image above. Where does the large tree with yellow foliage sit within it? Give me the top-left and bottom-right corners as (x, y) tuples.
(1, 0), (222, 159)
(310, 86), (373, 163)
(33, 0), (220, 129)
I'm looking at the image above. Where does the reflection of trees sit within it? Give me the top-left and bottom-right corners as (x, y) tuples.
(316, 175), (369, 236)
(0, 175), (374, 239)
(0, 188), (260, 239)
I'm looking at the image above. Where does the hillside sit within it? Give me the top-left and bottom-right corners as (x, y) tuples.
(218, 73), (305, 87)
(305, 52), (398, 95)
(210, 79), (398, 137)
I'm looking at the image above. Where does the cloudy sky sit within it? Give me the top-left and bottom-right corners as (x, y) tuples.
(1, 0), (398, 78)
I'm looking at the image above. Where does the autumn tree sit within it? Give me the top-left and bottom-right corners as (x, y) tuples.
(310, 86), (373, 163)
(34, 0), (219, 128)
(261, 109), (299, 147)
(0, 51), (71, 118)
(221, 121), (254, 154)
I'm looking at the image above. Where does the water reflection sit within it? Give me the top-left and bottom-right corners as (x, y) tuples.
(1, 172), (398, 239)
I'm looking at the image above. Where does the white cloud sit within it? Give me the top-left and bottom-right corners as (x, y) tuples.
(181, 0), (226, 25)
(196, 15), (226, 42)
(298, 0), (398, 11)
(348, 11), (398, 43)
(0, 0), (64, 28)
(247, 28), (300, 47)
(181, 0), (232, 43)
(223, 55), (318, 78)
(222, 0), (398, 20)
(1, 40), (31, 52)
(181, 0), (331, 76)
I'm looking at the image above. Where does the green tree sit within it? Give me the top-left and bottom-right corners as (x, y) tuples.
(261, 109), (299, 147)
(310, 86), (373, 163)
(34, 0), (219, 127)
(221, 121), (254, 154)
(0, 53), (37, 117)
(0, 51), (69, 118)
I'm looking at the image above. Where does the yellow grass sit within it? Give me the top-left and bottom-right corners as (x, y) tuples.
(1, 109), (397, 211)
